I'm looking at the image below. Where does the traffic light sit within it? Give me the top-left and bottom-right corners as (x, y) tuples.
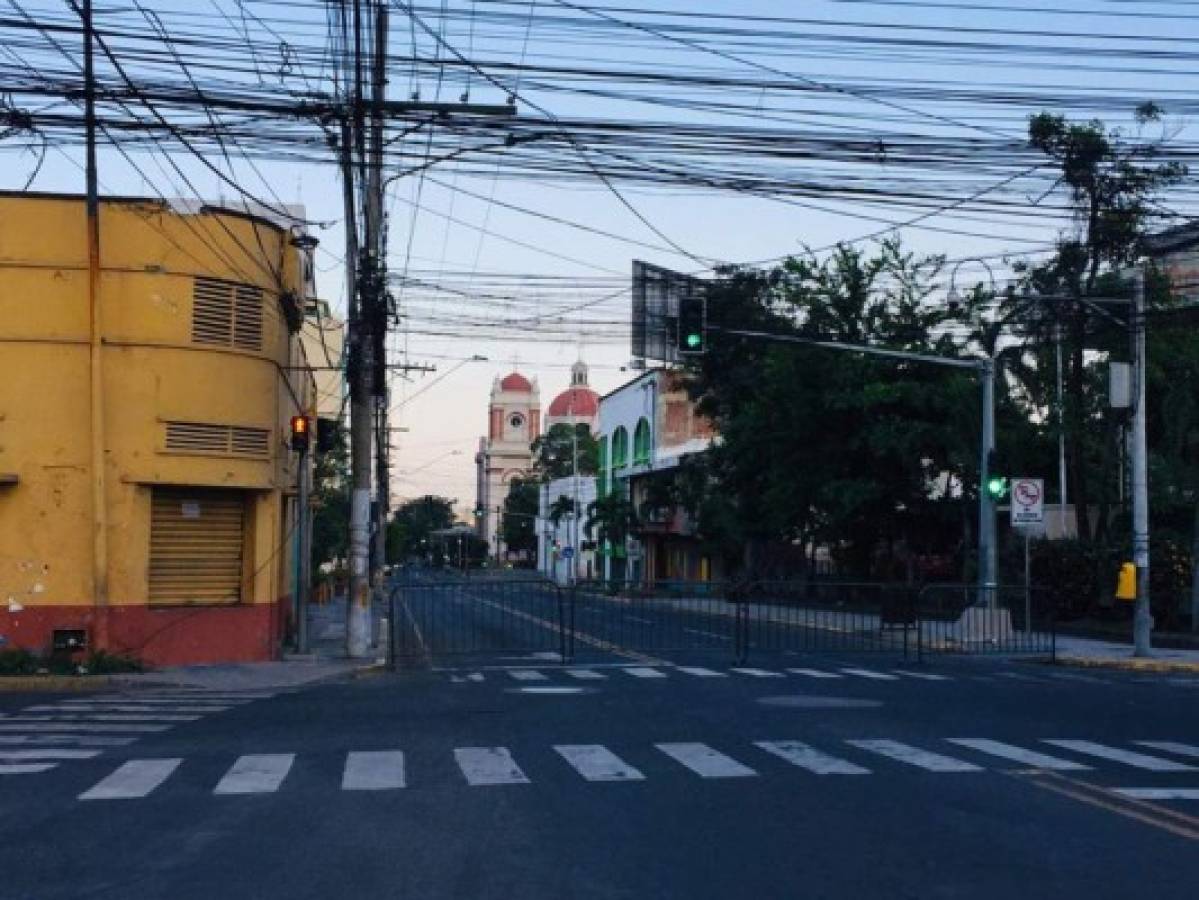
(986, 475), (1009, 500)
(289, 415), (310, 453)
(676, 290), (707, 354)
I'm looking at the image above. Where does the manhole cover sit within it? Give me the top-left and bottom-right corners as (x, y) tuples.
(756, 695), (883, 709)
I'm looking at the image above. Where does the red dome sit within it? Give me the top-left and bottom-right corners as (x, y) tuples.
(500, 371), (532, 392)
(547, 386), (599, 418)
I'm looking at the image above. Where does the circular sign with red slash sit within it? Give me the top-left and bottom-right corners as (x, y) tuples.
(1010, 478), (1045, 526)
(1014, 480), (1041, 507)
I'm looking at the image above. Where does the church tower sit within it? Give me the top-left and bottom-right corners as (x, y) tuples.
(475, 371), (540, 559)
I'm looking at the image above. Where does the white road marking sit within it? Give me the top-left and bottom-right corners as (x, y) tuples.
(786, 668), (843, 679)
(342, 751), (406, 791)
(997, 672), (1041, 682)
(79, 759), (182, 800)
(755, 741), (871, 775)
(625, 616), (654, 625)
(0, 763), (57, 774)
(623, 667), (667, 679)
(26, 704), (230, 714)
(0, 723), (170, 733)
(891, 670), (949, 681)
(213, 754), (296, 794)
(683, 628), (730, 642)
(2, 714), (200, 723)
(1113, 788), (1199, 801)
(847, 739), (982, 772)
(0, 735), (136, 746)
(677, 666), (726, 678)
(1135, 741), (1199, 760)
(731, 668), (785, 678)
(656, 743), (757, 778)
(565, 669), (607, 680)
(467, 672), (485, 683)
(1043, 740), (1196, 772)
(841, 668), (899, 681)
(508, 670), (548, 682)
(454, 747), (530, 786)
(946, 738), (1090, 771)
(0, 749), (102, 760)
(555, 745), (645, 782)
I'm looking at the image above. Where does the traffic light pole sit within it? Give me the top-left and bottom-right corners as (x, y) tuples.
(1131, 268), (1152, 657)
(978, 356), (997, 608)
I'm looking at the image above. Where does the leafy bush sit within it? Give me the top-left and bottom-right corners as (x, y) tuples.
(81, 650), (143, 674)
(0, 648), (40, 675)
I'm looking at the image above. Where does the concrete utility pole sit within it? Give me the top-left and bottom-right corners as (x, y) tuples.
(978, 356), (997, 607)
(1131, 268), (1152, 657)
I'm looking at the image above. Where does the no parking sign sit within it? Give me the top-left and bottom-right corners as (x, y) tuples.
(1010, 478), (1044, 527)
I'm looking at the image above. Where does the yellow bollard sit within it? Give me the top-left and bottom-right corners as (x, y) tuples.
(1116, 562), (1137, 601)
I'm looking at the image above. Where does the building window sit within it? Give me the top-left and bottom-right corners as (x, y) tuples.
(612, 426), (629, 470)
(192, 276), (264, 351)
(162, 421), (271, 458)
(597, 435), (608, 498)
(508, 413), (525, 430)
(633, 417), (651, 466)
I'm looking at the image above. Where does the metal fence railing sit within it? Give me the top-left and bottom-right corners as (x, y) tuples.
(388, 574), (1056, 668)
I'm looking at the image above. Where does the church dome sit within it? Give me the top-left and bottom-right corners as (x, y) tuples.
(499, 371), (532, 392)
(547, 386), (599, 419)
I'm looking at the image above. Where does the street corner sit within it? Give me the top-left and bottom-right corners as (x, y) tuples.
(1052, 655), (1199, 676)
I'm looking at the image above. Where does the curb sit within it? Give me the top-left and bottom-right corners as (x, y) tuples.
(1054, 655), (1199, 675)
(351, 662), (390, 679)
(0, 675), (112, 692)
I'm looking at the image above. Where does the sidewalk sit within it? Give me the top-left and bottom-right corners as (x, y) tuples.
(1054, 634), (1199, 673)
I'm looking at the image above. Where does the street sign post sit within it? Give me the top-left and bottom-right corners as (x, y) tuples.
(1010, 478), (1044, 633)
(562, 547), (575, 560)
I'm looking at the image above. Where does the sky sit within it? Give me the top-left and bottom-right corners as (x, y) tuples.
(4, 0), (1197, 514)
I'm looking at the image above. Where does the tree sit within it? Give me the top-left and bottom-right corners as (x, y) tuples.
(531, 422), (599, 481)
(387, 495), (456, 563)
(310, 422), (349, 582)
(684, 238), (980, 578)
(585, 491), (638, 551)
(1014, 105), (1187, 542)
(501, 477), (539, 560)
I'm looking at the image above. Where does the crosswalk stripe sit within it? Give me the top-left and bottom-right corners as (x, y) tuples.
(342, 751), (406, 791)
(28, 705), (231, 714)
(891, 670), (949, 681)
(2, 714), (200, 723)
(786, 668), (842, 679)
(755, 741), (871, 775)
(1136, 741), (1199, 760)
(731, 668), (784, 678)
(0, 723), (170, 733)
(0, 763), (57, 774)
(80, 759), (181, 800)
(0, 735), (136, 746)
(508, 670), (547, 682)
(214, 754), (295, 794)
(847, 740), (981, 772)
(0, 749), (102, 761)
(454, 747), (530, 785)
(946, 738), (1090, 771)
(555, 745), (645, 781)
(565, 669), (607, 680)
(623, 667), (667, 679)
(1043, 740), (1197, 772)
(466, 673), (485, 683)
(656, 743), (757, 778)
(676, 666), (726, 678)
(841, 668), (899, 681)
(1113, 788), (1199, 801)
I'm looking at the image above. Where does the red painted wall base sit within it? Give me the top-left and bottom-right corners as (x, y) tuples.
(0, 601), (288, 667)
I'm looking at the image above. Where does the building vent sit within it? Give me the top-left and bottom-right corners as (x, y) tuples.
(164, 421), (271, 458)
(192, 277), (264, 351)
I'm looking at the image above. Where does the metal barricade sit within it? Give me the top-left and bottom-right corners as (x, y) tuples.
(916, 583), (1056, 660)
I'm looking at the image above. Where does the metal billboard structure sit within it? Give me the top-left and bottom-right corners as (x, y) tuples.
(631, 261), (710, 367)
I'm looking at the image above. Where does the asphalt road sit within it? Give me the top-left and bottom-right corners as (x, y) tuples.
(3, 583), (1199, 899)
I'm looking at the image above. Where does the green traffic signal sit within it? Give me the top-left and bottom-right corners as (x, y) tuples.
(986, 476), (1008, 499)
(686, 332), (702, 349)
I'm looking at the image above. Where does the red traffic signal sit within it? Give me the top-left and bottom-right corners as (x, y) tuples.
(289, 415), (311, 453)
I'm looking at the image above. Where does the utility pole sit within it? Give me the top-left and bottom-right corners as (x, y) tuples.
(80, 0), (109, 650)
(369, 2), (390, 591)
(1131, 267), (1152, 657)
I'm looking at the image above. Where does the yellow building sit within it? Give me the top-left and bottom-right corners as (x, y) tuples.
(0, 192), (318, 666)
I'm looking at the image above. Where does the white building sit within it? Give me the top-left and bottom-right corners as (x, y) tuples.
(475, 371), (540, 559)
(536, 474), (598, 584)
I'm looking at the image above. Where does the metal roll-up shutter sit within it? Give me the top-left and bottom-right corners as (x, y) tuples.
(149, 487), (246, 605)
